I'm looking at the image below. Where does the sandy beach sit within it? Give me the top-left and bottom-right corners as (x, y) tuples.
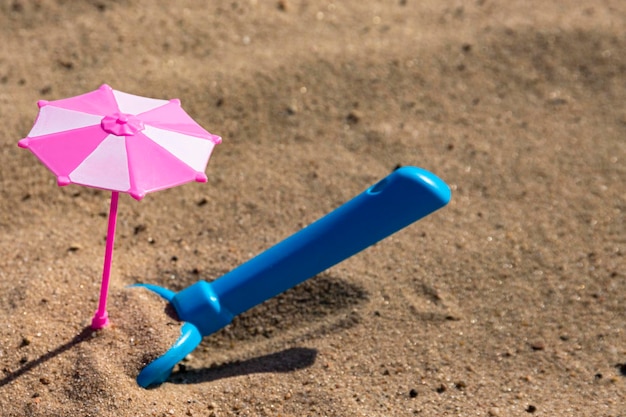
(1, 1), (624, 415)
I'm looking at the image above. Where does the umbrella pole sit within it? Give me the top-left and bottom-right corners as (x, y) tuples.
(91, 191), (120, 329)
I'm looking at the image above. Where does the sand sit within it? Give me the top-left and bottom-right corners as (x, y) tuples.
(1, 0), (625, 415)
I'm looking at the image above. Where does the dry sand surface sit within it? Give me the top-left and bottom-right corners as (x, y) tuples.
(1, 0), (625, 416)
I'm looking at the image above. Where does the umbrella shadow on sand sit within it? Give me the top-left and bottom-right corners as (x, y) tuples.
(0, 329), (316, 388)
(166, 347), (318, 385)
(0, 327), (94, 388)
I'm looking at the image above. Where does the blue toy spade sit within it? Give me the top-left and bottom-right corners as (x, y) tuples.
(135, 166), (451, 387)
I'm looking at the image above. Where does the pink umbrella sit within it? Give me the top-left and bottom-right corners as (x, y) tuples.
(18, 84), (221, 329)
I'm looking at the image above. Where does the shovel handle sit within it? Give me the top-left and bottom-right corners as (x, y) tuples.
(172, 166), (451, 336)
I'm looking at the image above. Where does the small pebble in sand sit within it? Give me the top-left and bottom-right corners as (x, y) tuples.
(286, 104), (298, 115)
(488, 407), (501, 417)
(346, 110), (361, 125)
(409, 388), (418, 398)
(134, 224), (147, 234)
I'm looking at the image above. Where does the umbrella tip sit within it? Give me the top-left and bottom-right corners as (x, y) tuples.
(91, 311), (110, 329)
(37, 100), (49, 108)
(211, 135), (222, 145)
(130, 190), (146, 200)
(18, 138), (30, 149)
(170, 98), (181, 105)
(99, 84), (112, 91)
(57, 176), (71, 186)
(195, 172), (208, 183)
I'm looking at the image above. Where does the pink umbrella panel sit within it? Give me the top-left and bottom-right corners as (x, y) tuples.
(18, 84), (221, 329)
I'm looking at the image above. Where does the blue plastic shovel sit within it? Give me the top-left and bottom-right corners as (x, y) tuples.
(135, 166), (450, 387)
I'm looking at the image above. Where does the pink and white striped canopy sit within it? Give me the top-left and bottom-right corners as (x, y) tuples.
(18, 84), (221, 200)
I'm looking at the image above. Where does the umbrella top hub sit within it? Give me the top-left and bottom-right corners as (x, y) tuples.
(101, 112), (145, 136)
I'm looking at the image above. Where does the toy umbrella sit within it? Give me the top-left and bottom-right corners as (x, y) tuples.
(18, 84), (221, 329)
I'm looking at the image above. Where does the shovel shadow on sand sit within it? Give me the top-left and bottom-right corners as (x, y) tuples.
(147, 274), (359, 386)
(166, 347), (318, 385)
(0, 327), (94, 388)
